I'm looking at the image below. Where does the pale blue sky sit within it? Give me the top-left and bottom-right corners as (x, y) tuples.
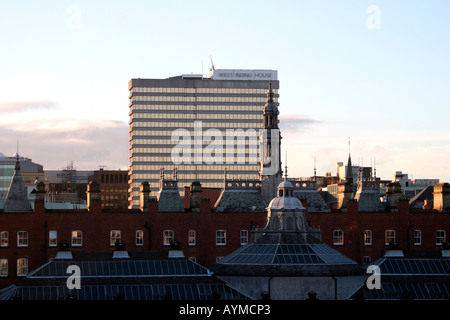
(0, 0), (449, 182)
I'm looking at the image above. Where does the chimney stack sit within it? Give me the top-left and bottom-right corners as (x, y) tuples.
(386, 182), (403, 212)
(140, 181), (151, 212)
(433, 183), (450, 211)
(190, 181), (202, 213)
(33, 181), (47, 213)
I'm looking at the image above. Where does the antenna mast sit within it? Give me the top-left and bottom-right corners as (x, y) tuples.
(209, 55), (215, 71)
(284, 151), (288, 180)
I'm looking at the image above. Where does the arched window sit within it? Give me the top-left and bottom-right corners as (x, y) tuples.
(285, 216), (295, 231)
(272, 217), (281, 231)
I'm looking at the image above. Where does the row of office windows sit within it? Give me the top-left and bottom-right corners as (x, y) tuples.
(0, 230), (145, 248)
(130, 173), (258, 182)
(129, 121), (261, 129)
(131, 87), (276, 94)
(130, 164), (258, 172)
(332, 229), (447, 246)
(130, 139), (260, 148)
(130, 104), (267, 112)
(130, 157), (259, 166)
(131, 147), (259, 157)
(130, 112), (262, 120)
(163, 230), (249, 247)
(127, 181), (225, 194)
(130, 128), (265, 137)
(131, 96), (270, 103)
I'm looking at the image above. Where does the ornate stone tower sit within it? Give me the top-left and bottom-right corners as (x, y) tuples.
(252, 178), (322, 243)
(337, 152), (354, 211)
(260, 81), (283, 204)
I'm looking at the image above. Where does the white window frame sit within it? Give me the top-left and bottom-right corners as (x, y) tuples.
(17, 258), (28, 276)
(0, 259), (8, 277)
(188, 230), (196, 246)
(363, 230), (372, 246)
(435, 230), (446, 246)
(135, 230), (144, 246)
(110, 230), (122, 246)
(163, 230), (174, 246)
(1, 231), (9, 247)
(17, 231), (28, 247)
(413, 230), (422, 246)
(333, 230), (344, 246)
(216, 230), (226, 246)
(71, 230), (83, 247)
(49, 230), (57, 247)
(385, 230), (396, 245)
(240, 230), (248, 245)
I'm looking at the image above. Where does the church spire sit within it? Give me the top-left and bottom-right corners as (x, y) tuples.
(346, 137), (353, 182)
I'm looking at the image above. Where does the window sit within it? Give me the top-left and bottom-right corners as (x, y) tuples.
(385, 230), (396, 245)
(17, 231), (28, 247)
(216, 230), (226, 246)
(71, 231), (83, 247)
(413, 230), (422, 246)
(188, 230), (196, 246)
(188, 256), (197, 263)
(1, 231), (8, 247)
(363, 230), (372, 246)
(0, 259), (7, 277)
(17, 258), (28, 276)
(136, 230), (144, 246)
(363, 256), (372, 265)
(240, 230), (248, 245)
(216, 256), (224, 262)
(163, 230), (174, 246)
(333, 230), (344, 246)
(49, 231), (57, 247)
(110, 230), (121, 246)
(435, 230), (446, 246)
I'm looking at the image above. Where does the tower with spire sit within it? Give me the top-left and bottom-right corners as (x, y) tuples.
(3, 153), (32, 213)
(337, 138), (355, 211)
(260, 81), (283, 204)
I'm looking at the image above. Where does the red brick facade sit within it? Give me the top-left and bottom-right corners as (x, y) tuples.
(1, 184), (449, 289)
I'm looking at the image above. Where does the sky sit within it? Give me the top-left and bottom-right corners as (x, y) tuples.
(0, 0), (449, 182)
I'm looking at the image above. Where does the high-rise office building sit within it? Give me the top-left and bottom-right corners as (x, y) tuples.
(128, 68), (279, 208)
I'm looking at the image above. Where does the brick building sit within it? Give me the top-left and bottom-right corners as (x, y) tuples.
(90, 169), (129, 209)
(0, 159), (267, 289)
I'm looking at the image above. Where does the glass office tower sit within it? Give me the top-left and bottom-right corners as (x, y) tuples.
(128, 69), (279, 208)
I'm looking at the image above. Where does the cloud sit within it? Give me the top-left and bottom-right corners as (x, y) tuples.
(278, 113), (324, 137)
(0, 117), (129, 170)
(0, 100), (59, 114)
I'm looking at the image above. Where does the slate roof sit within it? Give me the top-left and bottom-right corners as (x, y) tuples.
(294, 190), (331, 212)
(354, 253), (450, 300)
(213, 190), (267, 212)
(213, 179), (267, 213)
(0, 250), (249, 300)
(157, 189), (185, 212)
(2, 158), (32, 213)
(409, 185), (434, 209)
(354, 181), (384, 212)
